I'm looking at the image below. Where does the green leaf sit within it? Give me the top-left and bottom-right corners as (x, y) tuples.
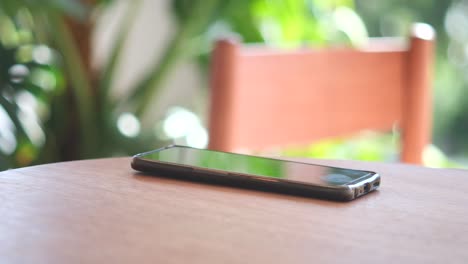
(0, 0), (88, 20)
(0, 92), (31, 149)
(127, 0), (223, 118)
(48, 11), (98, 156)
(99, 0), (142, 111)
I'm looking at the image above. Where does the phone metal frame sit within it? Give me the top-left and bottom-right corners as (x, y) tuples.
(131, 145), (380, 201)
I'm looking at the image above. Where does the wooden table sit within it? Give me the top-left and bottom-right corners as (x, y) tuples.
(1, 157), (467, 263)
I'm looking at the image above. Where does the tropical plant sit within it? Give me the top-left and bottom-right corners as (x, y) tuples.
(1, 0), (367, 170)
(0, 0), (224, 170)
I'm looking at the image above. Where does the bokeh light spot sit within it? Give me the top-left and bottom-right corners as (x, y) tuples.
(117, 112), (141, 138)
(8, 64), (29, 83)
(33, 45), (54, 65)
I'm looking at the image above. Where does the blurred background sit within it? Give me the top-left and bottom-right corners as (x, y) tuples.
(1, 0), (467, 170)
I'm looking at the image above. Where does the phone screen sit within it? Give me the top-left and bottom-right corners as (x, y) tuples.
(138, 146), (374, 186)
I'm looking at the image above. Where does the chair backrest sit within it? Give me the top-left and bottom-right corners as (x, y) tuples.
(208, 23), (435, 164)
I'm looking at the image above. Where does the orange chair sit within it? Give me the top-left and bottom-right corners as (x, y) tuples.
(208, 23), (435, 164)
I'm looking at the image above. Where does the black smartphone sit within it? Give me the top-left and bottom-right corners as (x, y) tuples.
(131, 145), (380, 201)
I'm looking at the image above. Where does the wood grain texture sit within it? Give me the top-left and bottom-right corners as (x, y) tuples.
(1, 158), (467, 264)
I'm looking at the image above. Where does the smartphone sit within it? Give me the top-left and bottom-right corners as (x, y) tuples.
(131, 145), (380, 201)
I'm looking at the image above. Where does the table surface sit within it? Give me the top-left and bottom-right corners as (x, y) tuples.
(1, 157), (467, 264)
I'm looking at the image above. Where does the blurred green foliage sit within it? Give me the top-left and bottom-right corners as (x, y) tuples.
(280, 132), (464, 168)
(355, 0), (468, 166)
(0, 0), (368, 170)
(0, 8), (65, 168)
(1, 0), (467, 170)
(0, 0), (155, 169)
